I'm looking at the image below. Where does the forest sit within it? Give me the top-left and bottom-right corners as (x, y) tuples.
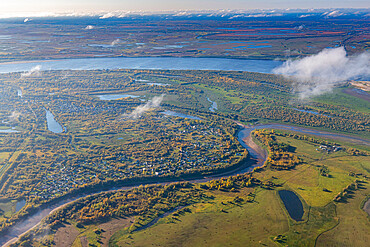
(0, 68), (368, 242)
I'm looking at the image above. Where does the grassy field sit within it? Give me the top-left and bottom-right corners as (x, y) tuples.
(107, 131), (369, 247)
(315, 183), (370, 247)
(110, 188), (288, 247)
(313, 88), (370, 114)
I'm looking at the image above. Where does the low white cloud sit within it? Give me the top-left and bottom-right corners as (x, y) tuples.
(124, 95), (164, 119)
(85, 25), (94, 30)
(273, 47), (370, 99)
(21, 65), (41, 78)
(299, 14), (312, 18)
(111, 39), (120, 46)
(8, 111), (20, 121)
(100, 12), (130, 19)
(324, 10), (344, 18)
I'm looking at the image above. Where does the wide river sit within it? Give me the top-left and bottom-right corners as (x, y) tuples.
(0, 57), (282, 74)
(0, 57), (368, 245)
(1, 122), (369, 246)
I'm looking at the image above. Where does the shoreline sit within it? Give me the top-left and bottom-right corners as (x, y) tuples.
(1, 122), (369, 246)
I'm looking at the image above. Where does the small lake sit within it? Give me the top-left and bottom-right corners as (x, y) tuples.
(0, 57), (283, 74)
(207, 97), (218, 112)
(0, 127), (18, 133)
(15, 200), (26, 213)
(278, 190), (304, 221)
(97, 94), (140, 101)
(161, 110), (202, 120)
(46, 110), (64, 133)
(293, 108), (332, 118)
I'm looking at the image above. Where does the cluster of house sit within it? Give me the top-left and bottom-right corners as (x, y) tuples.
(316, 145), (342, 153)
(29, 121), (243, 201)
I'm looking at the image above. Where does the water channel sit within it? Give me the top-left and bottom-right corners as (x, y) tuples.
(0, 57), (282, 74)
(1, 122), (368, 246)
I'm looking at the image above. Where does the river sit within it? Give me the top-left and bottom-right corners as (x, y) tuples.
(0, 57), (282, 74)
(1, 122), (368, 246)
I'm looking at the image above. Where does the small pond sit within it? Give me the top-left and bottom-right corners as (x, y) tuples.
(207, 97), (218, 112)
(0, 128), (18, 133)
(15, 200), (26, 213)
(293, 108), (332, 118)
(46, 110), (64, 133)
(278, 190), (304, 221)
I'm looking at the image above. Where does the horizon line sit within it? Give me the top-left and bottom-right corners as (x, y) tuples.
(0, 7), (369, 19)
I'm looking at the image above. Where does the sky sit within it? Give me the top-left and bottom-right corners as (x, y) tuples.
(0, 0), (368, 16)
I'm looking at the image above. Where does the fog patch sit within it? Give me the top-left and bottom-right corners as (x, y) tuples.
(8, 111), (21, 122)
(123, 95), (164, 119)
(21, 65), (41, 78)
(273, 47), (370, 99)
(111, 39), (121, 46)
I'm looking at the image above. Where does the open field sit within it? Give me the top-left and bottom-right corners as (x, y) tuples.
(16, 129), (369, 246)
(110, 189), (287, 247)
(0, 67), (368, 243)
(110, 131), (369, 246)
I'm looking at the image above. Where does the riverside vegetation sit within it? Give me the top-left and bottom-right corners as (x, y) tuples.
(13, 129), (369, 247)
(0, 68), (368, 246)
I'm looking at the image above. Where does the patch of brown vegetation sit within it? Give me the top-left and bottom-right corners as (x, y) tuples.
(53, 223), (80, 247)
(79, 236), (88, 247)
(343, 88), (370, 102)
(99, 217), (133, 247)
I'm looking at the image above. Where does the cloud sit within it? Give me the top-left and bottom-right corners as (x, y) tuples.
(111, 39), (120, 46)
(323, 10), (344, 18)
(21, 65), (41, 78)
(100, 12), (130, 19)
(124, 95), (164, 119)
(299, 14), (312, 18)
(85, 25), (94, 30)
(273, 47), (370, 99)
(8, 111), (21, 121)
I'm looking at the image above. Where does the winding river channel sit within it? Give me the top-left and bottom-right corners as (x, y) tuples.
(0, 57), (369, 245)
(1, 122), (369, 246)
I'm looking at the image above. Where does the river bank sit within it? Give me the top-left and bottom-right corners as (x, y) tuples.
(1, 122), (368, 246)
